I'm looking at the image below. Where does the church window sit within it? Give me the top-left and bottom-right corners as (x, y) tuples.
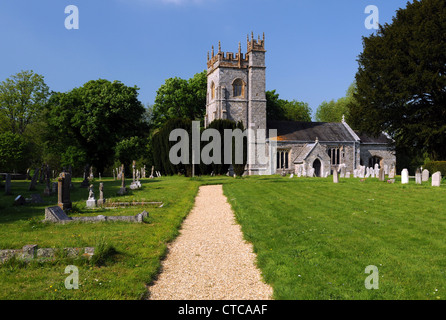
(233, 79), (245, 98)
(328, 147), (342, 165)
(277, 149), (289, 169)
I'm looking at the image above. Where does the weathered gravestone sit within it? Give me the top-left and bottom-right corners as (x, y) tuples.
(117, 164), (127, 195)
(379, 167), (385, 181)
(45, 206), (72, 222)
(432, 171), (442, 187)
(80, 164), (90, 188)
(28, 168), (39, 191)
(415, 168), (422, 185)
(401, 169), (409, 184)
(58, 172), (72, 210)
(422, 169), (429, 182)
(86, 184), (97, 208)
(388, 167), (396, 179)
(97, 183), (106, 206)
(333, 170), (339, 183)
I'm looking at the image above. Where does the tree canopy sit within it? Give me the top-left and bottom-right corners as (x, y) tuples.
(349, 0), (446, 161)
(315, 82), (357, 122)
(266, 90), (312, 122)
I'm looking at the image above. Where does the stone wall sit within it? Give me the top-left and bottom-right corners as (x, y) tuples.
(0, 245), (94, 264)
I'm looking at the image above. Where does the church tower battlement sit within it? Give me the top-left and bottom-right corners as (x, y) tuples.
(205, 33), (267, 134)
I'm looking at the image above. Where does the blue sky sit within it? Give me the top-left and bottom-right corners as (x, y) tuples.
(0, 0), (412, 118)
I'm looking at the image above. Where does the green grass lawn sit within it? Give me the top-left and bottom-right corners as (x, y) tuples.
(223, 176), (446, 300)
(0, 174), (445, 300)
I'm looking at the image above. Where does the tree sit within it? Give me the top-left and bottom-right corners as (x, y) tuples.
(45, 79), (148, 174)
(315, 82), (357, 122)
(266, 90), (311, 121)
(349, 0), (446, 161)
(152, 71), (207, 128)
(0, 70), (49, 135)
(0, 132), (29, 172)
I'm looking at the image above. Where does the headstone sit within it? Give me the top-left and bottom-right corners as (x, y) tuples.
(58, 172), (72, 210)
(374, 164), (380, 176)
(359, 166), (365, 178)
(86, 184), (97, 208)
(26, 168), (31, 180)
(4, 173), (11, 195)
(43, 164), (51, 196)
(150, 166), (154, 179)
(422, 169), (429, 182)
(340, 165), (345, 178)
(289, 173), (294, 178)
(346, 172), (351, 178)
(97, 183), (106, 206)
(143, 165), (146, 178)
(117, 164), (127, 195)
(132, 161), (136, 183)
(45, 206), (72, 222)
(113, 169), (116, 181)
(415, 168), (422, 185)
(432, 171), (441, 187)
(81, 164), (90, 188)
(379, 167), (385, 181)
(29, 194), (44, 204)
(389, 167), (395, 179)
(370, 167), (375, 178)
(28, 168), (39, 191)
(333, 170), (339, 183)
(401, 169), (409, 184)
(365, 167), (370, 178)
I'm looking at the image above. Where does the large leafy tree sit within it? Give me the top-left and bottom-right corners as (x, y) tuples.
(350, 0), (446, 160)
(45, 79), (148, 174)
(315, 82), (357, 122)
(266, 90), (311, 121)
(152, 70), (207, 128)
(0, 70), (49, 135)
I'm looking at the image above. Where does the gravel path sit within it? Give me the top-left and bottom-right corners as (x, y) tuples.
(147, 184), (273, 300)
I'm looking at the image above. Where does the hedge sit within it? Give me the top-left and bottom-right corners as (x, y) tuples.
(424, 161), (446, 177)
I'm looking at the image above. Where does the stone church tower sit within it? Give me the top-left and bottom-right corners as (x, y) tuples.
(205, 33), (267, 132)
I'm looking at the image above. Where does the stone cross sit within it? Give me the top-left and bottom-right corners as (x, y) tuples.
(401, 169), (409, 184)
(432, 171), (442, 187)
(86, 184), (97, 208)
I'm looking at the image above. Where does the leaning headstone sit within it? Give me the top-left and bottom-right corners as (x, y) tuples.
(333, 170), (339, 183)
(4, 174), (11, 195)
(432, 171), (442, 187)
(28, 168), (39, 191)
(422, 169), (429, 182)
(86, 184), (97, 208)
(45, 206), (72, 222)
(415, 168), (422, 185)
(401, 169), (409, 184)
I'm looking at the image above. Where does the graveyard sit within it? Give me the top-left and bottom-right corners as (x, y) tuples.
(0, 173), (445, 299)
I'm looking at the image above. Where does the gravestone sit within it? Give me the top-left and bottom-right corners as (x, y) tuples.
(422, 169), (429, 182)
(43, 165), (51, 196)
(86, 184), (97, 208)
(340, 166), (346, 178)
(4, 174), (11, 195)
(45, 206), (72, 222)
(365, 167), (370, 178)
(359, 166), (365, 178)
(379, 167), (385, 181)
(415, 168), (422, 185)
(80, 164), (90, 188)
(289, 173), (294, 178)
(29, 194), (44, 204)
(401, 169), (409, 184)
(388, 167), (396, 179)
(333, 170), (339, 183)
(346, 172), (351, 178)
(97, 183), (106, 206)
(370, 167), (375, 178)
(374, 164), (380, 177)
(28, 168), (39, 191)
(432, 171), (441, 187)
(117, 164), (127, 195)
(58, 172), (72, 210)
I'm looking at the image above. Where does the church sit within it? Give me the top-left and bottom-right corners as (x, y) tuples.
(205, 33), (396, 176)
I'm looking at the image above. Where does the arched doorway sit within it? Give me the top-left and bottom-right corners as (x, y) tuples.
(313, 158), (322, 177)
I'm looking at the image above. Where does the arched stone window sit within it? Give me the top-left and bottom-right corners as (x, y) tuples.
(232, 78), (245, 98)
(276, 149), (289, 169)
(210, 82), (215, 100)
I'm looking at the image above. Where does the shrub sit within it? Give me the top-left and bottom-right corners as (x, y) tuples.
(424, 161), (446, 177)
